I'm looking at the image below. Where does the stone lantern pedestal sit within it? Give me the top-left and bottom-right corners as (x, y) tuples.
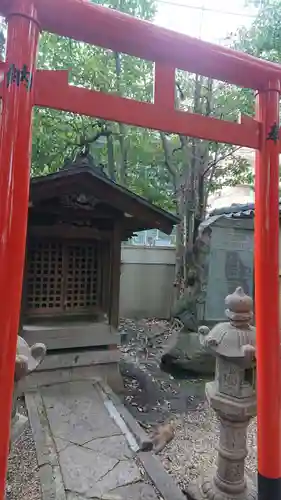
(196, 287), (257, 500)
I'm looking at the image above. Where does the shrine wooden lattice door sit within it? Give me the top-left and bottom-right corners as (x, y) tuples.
(26, 239), (103, 317)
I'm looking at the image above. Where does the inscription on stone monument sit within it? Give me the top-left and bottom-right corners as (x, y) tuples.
(205, 226), (253, 321)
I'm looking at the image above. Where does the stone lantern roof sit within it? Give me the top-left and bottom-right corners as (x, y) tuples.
(199, 287), (256, 359)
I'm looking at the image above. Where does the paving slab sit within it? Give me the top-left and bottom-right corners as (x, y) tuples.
(110, 482), (160, 500)
(41, 381), (121, 444)
(66, 494), (85, 500)
(54, 437), (72, 453)
(94, 460), (142, 495)
(84, 435), (133, 460)
(59, 444), (118, 496)
(26, 379), (186, 500)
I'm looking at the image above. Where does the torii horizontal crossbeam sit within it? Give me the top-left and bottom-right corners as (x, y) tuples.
(0, 65), (261, 150)
(32, 70), (261, 149)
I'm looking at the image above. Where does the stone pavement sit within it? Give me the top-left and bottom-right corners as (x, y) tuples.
(25, 379), (186, 500)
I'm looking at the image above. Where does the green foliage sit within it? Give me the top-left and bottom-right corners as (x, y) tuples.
(126, 131), (176, 211)
(0, 18), (6, 59)
(232, 0), (281, 61)
(228, 0), (281, 185)
(229, 0), (281, 124)
(32, 0), (157, 188)
(160, 72), (254, 214)
(0, 0), (257, 212)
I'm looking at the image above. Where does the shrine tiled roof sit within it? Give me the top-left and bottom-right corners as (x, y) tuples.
(208, 200), (281, 219)
(30, 164), (180, 235)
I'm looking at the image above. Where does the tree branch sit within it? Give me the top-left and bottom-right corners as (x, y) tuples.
(159, 131), (178, 179)
(202, 146), (242, 177)
(204, 162), (217, 213)
(81, 129), (112, 146)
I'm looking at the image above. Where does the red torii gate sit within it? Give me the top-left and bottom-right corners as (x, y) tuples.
(0, 0), (280, 499)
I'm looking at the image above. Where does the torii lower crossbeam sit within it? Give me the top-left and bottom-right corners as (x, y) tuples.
(0, 2), (280, 500)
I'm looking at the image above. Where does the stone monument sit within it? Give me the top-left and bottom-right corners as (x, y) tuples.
(197, 287), (256, 500)
(11, 336), (46, 443)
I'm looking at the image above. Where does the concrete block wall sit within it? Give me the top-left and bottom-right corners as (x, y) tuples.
(119, 246), (175, 319)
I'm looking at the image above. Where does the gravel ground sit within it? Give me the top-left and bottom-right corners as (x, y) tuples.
(159, 408), (257, 492)
(6, 399), (42, 500)
(119, 318), (258, 494)
(6, 318), (257, 498)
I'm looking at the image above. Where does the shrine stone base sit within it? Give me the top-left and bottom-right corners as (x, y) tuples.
(22, 351), (124, 394)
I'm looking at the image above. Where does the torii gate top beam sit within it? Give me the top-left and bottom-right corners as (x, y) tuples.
(0, 0), (281, 90)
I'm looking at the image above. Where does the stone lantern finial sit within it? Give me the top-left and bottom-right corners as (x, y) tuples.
(225, 287), (253, 325)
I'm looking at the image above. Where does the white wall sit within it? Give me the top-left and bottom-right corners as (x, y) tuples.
(119, 230), (281, 319)
(119, 246), (175, 319)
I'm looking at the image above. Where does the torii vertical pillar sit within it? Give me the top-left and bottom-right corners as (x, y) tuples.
(255, 80), (281, 500)
(0, 1), (39, 497)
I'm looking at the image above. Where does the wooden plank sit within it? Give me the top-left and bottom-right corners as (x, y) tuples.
(29, 203), (121, 219)
(109, 220), (122, 328)
(29, 225), (111, 240)
(22, 323), (120, 350)
(102, 241), (111, 315)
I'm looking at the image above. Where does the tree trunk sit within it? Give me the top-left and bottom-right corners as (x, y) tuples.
(118, 122), (128, 186)
(170, 76), (214, 324)
(106, 133), (116, 181)
(159, 130), (185, 302)
(114, 52), (129, 186)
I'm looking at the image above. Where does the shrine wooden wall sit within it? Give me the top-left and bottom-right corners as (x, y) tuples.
(22, 222), (120, 327)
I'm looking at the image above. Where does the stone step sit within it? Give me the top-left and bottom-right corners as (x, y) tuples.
(22, 322), (120, 350)
(36, 348), (120, 372)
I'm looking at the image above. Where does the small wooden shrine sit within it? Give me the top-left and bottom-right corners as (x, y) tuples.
(20, 153), (179, 352)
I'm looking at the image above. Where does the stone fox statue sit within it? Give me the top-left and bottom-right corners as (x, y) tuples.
(14, 336), (46, 382)
(9, 336), (46, 452)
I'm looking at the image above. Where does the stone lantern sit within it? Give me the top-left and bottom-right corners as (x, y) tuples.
(11, 336), (46, 443)
(198, 287), (256, 500)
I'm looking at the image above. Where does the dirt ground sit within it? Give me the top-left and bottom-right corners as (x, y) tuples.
(119, 318), (208, 426)
(118, 319), (257, 493)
